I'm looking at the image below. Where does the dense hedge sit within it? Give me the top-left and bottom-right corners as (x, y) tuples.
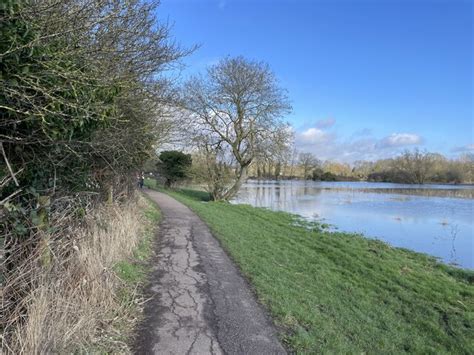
(0, 1), (186, 348)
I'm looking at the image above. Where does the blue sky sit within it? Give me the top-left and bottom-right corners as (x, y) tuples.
(158, 0), (473, 162)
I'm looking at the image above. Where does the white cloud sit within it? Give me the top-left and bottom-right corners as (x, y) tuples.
(377, 133), (422, 148)
(300, 127), (327, 142)
(295, 128), (424, 163)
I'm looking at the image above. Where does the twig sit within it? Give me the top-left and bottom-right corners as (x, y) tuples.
(0, 189), (22, 206)
(0, 142), (19, 187)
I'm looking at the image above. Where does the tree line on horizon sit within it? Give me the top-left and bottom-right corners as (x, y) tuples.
(244, 148), (473, 184)
(152, 148), (473, 189)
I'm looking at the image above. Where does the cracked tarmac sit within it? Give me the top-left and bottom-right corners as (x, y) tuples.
(134, 190), (286, 355)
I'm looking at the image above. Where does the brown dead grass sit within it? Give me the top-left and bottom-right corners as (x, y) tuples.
(2, 196), (152, 354)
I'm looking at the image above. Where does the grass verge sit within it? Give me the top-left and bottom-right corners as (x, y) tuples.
(108, 196), (161, 351)
(2, 195), (160, 354)
(114, 197), (160, 285)
(148, 182), (473, 354)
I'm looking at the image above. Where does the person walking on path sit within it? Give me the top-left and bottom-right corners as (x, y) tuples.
(137, 172), (144, 189)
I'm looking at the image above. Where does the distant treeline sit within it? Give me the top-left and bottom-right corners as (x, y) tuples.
(247, 149), (473, 184)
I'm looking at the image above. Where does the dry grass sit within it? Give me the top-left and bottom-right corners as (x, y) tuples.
(2, 196), (153, 354)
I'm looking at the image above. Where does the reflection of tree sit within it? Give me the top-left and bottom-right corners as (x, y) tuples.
(275, 186), (281, 200)
(371, 188), (473, 199)
(250, 180), (325, 213)
(449, 224), (459, 266)
(238, 180), (471, 267)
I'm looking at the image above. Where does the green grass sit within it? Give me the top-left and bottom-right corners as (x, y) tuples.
(114, 198), (160, 285)
(151, 183), (473, 354)
(84, 196), (160, 354)
(109, 196), (160, 352)
(115, 201), (160, 283)
(144, 177), (159, 190)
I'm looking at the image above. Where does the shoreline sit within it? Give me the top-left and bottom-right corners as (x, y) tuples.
(146, 183), (473, 353)
(245, 178), (474, 188)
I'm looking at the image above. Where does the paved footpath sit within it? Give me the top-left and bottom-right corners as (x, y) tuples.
(134, 190), (287, 355)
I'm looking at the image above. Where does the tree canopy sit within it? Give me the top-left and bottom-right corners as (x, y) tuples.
(158, 150), (192, 187)
(182, 56), (292, 200)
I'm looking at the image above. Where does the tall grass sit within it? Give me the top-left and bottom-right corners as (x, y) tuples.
(2, 196), (155, 354)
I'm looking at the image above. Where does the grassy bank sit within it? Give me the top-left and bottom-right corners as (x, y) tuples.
(148, 182), (473, 354)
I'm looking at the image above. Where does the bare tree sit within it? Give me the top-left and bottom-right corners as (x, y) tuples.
(183, 57), (292, 200)
(252, 126), (293, 179)
(396, 149), (435, 184)
(298, 152), (320, 179)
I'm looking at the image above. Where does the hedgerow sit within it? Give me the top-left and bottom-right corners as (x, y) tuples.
(0, 1), (188, 352)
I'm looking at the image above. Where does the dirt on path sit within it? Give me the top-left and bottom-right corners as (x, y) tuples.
(134, 190), (286, 355)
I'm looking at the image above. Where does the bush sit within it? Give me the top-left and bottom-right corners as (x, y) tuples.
(321, 172), (337, 181)
(1, 1), (187, 352)
(158, 151), (192, 187)
(311, 168), (324, 181)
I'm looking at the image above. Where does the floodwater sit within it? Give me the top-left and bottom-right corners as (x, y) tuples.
(233, 180), (474, 269)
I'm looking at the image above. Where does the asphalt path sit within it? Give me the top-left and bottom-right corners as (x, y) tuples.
(134, 189), (286, 355)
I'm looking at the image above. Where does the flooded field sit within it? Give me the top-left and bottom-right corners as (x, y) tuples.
(233, 180), (474, 268)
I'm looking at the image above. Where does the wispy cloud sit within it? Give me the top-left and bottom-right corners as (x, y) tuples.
(451, 143), (474, 153)
(298, 117), (337, 131)
(376, 133), (422, 148)
(315, 117), (336, 129)
(295, 128), (424, 163)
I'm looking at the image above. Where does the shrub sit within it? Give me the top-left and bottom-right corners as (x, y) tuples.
(158, 151), (192, 187)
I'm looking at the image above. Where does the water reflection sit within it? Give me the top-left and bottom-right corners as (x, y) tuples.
(233, 180), (474, 269)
